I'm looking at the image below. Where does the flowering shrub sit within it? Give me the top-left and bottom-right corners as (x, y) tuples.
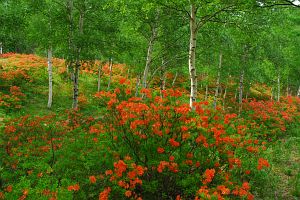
(0, 86), (26, 111)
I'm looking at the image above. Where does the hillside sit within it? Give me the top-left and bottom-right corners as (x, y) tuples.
(0, 53), (299, 200)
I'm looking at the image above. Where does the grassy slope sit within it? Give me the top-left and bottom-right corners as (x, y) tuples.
(0, 54), (299, 199)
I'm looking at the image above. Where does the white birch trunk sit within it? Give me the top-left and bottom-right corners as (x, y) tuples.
(189, 3), (198, 109)
(172, 72), (178, 87)
(47, 48), (53, 108)
(277, 72), (280, 102)
(213, 52), (222, 109)
(0, 42), (2, 55)
(238, 70), (244, 114)
(107, 58), (113, 91)
(97, 64), (102, 92)
(286, 77), (289, 97)
(142, 26), (157, 89)
(297, 85), (300, 97)
(271, 87), (273, 100)
(205, 84), (208, 101)
(223, 86), (227, 110)
(135, 75), (141, 97)
(72, 10), (84, 109)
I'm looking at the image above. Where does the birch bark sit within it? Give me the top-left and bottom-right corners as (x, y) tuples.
(188, 3), (198, 109)
(47, 47), (53, 108)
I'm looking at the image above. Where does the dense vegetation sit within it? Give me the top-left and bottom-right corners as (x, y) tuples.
(0, 0), (300, 200)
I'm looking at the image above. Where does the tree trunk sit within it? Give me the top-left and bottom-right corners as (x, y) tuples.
(223, 86), (227, 110)
(205, 84), (208, 101)
(277, 72), (280, 102)
(160, 59), (166, 98)
(142, 25), (157, 89)
(286, 77), (289, 97)
(297, 85), (300, 97)
(172, 72), (178, 87)
(213, 52), (222, 109)
(67, 0), (74, 77)
(189, 3), (198, 109)
(72, 62), (80, 109)
(238, 69), (244, 114)
(47, 47), (53, 109)
(0, 42), (2, 54)
(107, 58), (113, 91)
(97, 63), (102, 92)
(135, 75), (141, 97)
(72, 10), (84, 109)
(271, 87), (273, 100)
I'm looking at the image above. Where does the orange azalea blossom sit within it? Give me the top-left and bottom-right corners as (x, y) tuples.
(157, 147), (165, 154)
(99, 187), (111, 200)
(0, 192), (4, 199)
(217, 185), (230, 195)
(67, 184), (80, 191)
(202, 169), (216, 184)
(114, 160), (127, 177)
(105, 170), (113, 175)
(169, 138), (180, 147)
(127, 171), (137, 179)
(6, 185), (13, 192)
(125, 190), (132, 197)
(257, 158), (270, 170)
(242, 182), (250, 190)
(118, 180), (129, 189)
(89, 176), (97, 184)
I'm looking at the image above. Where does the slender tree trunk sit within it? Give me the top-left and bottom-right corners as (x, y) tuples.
(47, 47), (53, 109)
(160, 59), (166, 98)
(223, 86), (227, 110)
(127, 68), (130, 79)
(97, 64), (102, 92)
(67, 0), (73, 77)
(135, 74), (141, 97)
(0, 42), (2, 55)
(277, 72), (280, 102)
(142, 25), (157, 89)
(286, 77), (289, 97)
(213, 52), (222, 109)
(72, 10), (84, 109)
(107, 58), (113, 91)
(72, 62), (80, 109)
(238, 70), (244, 114)
(189, 3), (198, 109)
(270, 87), (273, 100)
(297, 85), (300, 97)
(205, 84), (208, 101)
(172, 72), (178, 87)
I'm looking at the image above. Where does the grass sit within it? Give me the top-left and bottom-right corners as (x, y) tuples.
(254, 121), (300, 199)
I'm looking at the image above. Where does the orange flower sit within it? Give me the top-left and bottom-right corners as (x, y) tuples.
(99, 187), (111, 200)
(125, 190), (132, 197)
(127, 171), (137, 179)
(157, 147), (165, 154)
(89, 176), (97, 184)
(105, 170), (113, 175)
(217, 185), (230, 195)
(202, 169), (215, 184)
(169, 138), (180, 147)
(135, 165), (145, 176)
(257, 158), (270, 170)
(242, 182), (250, 190)
(6, 185), (12, 192)
(68, 184), (80, 191)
